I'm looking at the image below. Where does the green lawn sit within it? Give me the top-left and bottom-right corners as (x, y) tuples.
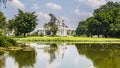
(13, 36), (120, 44)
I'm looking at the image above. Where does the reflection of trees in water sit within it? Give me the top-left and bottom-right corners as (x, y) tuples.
(44, 44), (58, 63)
(0, 51), (5, 68)
(9, 50), (36, 68)
(75, 44), (120, 68)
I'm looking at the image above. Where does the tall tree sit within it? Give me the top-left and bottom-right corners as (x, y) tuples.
(0, 11), (7, 36)
(50, 24), (58, 35)
(14, 10), (38, 37)
(0, 11), (7, 29)
(76, 21), (87, 36)
(76, 1), (120, 37)
(94, 1), (120, 15)
(44, 23), (58, 36)
(86, 17), (101, 37)
(94, 1), (120, 37)
(44, 13), (58, 36)
(44, 23), (51, 35)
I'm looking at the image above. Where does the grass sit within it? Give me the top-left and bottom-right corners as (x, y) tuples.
(13, 36), (120, 44)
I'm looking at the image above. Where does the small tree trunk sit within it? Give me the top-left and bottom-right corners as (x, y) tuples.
(24, 33), (26, 37)
(98, 35), (99, 38)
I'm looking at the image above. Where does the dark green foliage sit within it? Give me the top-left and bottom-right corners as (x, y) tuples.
(0, 36), (17, 47)
(76, 21), (87, 36)
(7, 38), (17, 46)
(94, 1), (120, 15)
(9, 50), (36, 68)
(13, 9), (38, 37)
(86, 17), (101, 36)
(8, 19), (15, 31)
(0, 11), (7, 29)
(44, 13), (58, 36)
(0, 11), (7, 36)
(49, 13), (57, 24)
(76, 1), (120, 37)
(44, 23), (58, 36)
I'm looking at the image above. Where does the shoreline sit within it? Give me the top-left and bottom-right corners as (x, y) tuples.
(13, 36), (120, 44)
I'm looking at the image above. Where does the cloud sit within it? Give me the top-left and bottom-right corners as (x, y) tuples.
(30, 4), (50, 28)
(107, 0), (120, 2)
(35, 11), (50, 20)
(76, 0), (106, 8)
(46, 2), (62, 10)
(60, 16), (70, 22)
(9, 0), (25, 9)
(74, 8), (93, 17)
(46, 61), (60, 68)
(31, 4), (40, 11)
(35, 11), (50, 28)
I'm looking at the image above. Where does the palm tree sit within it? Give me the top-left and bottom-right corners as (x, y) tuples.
(44, 23), (58, 36)
(50, 24), (58, 35)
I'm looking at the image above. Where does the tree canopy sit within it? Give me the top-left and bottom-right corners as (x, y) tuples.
(44, 13), (58, 36)
(0, 11), (7, 36)
(76, 1), (120, 37)
(12, 10), (38, 37)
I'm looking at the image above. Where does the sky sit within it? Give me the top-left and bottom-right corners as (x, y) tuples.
(0, 0), (120, 29)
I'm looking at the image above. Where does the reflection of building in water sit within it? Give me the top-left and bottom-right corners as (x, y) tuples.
(42, 43), (68, 63)
(57, 43), (68, 59)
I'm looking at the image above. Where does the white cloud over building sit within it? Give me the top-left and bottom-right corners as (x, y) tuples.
(46, 2), (62, 10)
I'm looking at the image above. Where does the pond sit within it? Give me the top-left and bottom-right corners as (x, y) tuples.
(0, 43), (120, 68)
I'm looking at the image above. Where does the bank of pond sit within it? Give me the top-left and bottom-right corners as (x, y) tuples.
(13, 36), (120, 44)
(0, 36), (35, 51)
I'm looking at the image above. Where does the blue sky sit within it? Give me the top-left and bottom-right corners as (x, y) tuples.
(1, 0), (120, 29)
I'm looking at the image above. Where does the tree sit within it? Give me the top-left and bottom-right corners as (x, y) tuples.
(8, 19), (15, 31)
(0, 11), (7, 36)
(94, 1), (120, 37)
(44, 23), (51, 35)
(44, 13), (58, 36)
(76, 1), (120, 37)
(50, 24), (58, 35)
(86, 17), (101, 37)
(0, 11), (7, 29)
(49, 13), (57, 24)
(76, 21), (87, 36)
(14, 10), (38, 37)
(94, 1), (120, 15)
(44, 23), (58, 36)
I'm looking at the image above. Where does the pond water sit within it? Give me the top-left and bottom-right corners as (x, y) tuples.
(0, 43), (120, 68)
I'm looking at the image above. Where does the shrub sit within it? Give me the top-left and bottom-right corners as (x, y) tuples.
(0, 36), (8, 47)
(7, 38), (17, 46)
(0, 36), (17, 47)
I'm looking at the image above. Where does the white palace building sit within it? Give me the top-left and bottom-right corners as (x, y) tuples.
(37, 26), (76, 36)
(35, 18), (76, 36)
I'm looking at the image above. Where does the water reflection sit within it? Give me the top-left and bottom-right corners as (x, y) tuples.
(9, 50), (36, 68)
(0, 43), (120, 68)
(75, 44), (120, 68)
(0, 51), (5, 68)
(43, 44), (58, 63)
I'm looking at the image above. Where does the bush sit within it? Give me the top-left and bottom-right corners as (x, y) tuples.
(0, 36), (8, 47)
(7, 38), (17, 46)
(0, 36), (17, 47)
